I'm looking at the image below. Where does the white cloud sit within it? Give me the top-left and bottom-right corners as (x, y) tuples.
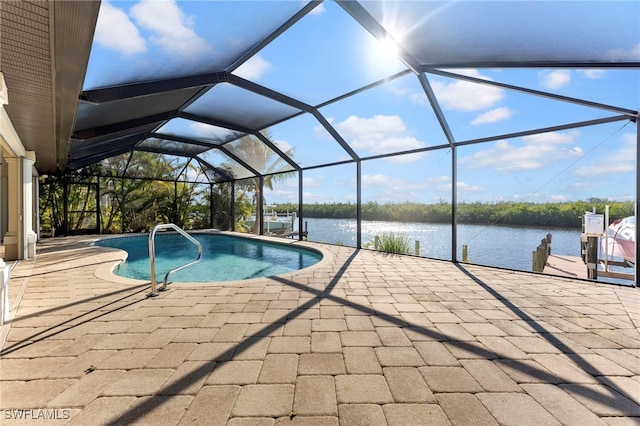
(548, 194), (570, 202)
(362, 174), (392, 186)
(608, 43), (640, 60)
(574, 162), (635, 176)
(273, 139), (293, 155)
(361, 174), (437, 202)
(431, 69), (504, 111)
(308, 2), (325, 15)
(471, 107), (514, 125)
(461, 131), (584, 172)
(190, 122), (236, 141)
(539, 70), (571, 89)
(266, 188), (298, 202)
(513, 192), (542, 201)
(130, 0), (212, 59)
(429, 175), (450, 184)
(520, 132), (577, 145)
(385, 84), (428, 106)
(427, 175), (485, 194)
(457, 181), (484, 193)
(578, 69), (606, 79)
(377, 176), (429, 192)
(312, 119), (337, 141)
(302, 191), (332, 203)
(234, 55), (272, 80)
(95, 1), (146, 56)
(303, 176), (322, 188)
(437, 181), (484, 193)
(335, 115), (426, 156)
(572, 132), (636, 177)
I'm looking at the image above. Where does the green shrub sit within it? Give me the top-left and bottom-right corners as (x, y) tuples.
(374, 232), (413, 255)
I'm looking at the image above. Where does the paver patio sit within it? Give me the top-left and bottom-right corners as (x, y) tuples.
(0, 235), (639, 425)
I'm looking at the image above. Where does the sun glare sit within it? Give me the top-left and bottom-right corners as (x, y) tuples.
(377, 37), (401, 61)
(365, 35), (406, 78)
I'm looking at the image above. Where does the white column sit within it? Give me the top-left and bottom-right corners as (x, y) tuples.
(34, 170), (40, 241)
(25, 153), (37, 258)
(0, 72), (16, 322)
(0, 74), (8, 323)
(0, 153), (8, 324)
(1, 149), (5, 241)
(0, 259), (9, 325)
(4, 156), (22, 260)
(4, 152), (36, 260)
(0, 154), (7, 325)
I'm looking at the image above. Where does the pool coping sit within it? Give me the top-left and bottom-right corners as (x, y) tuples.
(88, 230), (335, 288)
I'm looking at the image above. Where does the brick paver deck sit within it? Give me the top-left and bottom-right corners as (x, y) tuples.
(1, 235), (638, 425)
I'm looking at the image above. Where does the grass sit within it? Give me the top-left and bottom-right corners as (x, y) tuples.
(373, 232), (413, 255)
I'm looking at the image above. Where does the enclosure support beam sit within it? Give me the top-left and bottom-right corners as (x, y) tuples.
(419, 74), (456, 147)
(209, 184), (214, 229)
(231, 182), (236, 232)
(258, 176), (264, 235)
(424, 68), (638, 118)
(174, 182), (178, 225)
(63, 176), (69, 236)
(418, 73), (458, 262)
(337, 1), (421, 73)
(227, 1), (323, 74)
(120, 177), (126, 234)
(298, 171), (304, 242)
(451, 147), (458, 263)
(356, 161), (362, 249)
(633, 117), (640, 286)
(96, 177), (102, 234)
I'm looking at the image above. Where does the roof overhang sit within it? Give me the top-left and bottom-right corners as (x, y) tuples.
(0, 0), (99, 173)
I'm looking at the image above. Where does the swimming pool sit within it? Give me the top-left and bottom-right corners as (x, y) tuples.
(95, 233), (323, 282)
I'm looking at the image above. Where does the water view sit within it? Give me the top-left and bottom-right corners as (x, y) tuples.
(296, 218), (580, 272)
(293, 218), (636, 285)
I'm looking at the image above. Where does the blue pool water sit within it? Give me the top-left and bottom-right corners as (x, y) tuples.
(95, 233), (322, 282)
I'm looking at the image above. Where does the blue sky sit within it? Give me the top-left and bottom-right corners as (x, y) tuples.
(85, 0), (639, 205)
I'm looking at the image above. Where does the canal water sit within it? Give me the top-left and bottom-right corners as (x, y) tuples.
(296, 217), (583, 272)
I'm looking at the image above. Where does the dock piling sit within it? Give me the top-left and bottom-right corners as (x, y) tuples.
(532, 234), (552, 272)
(585, 236), (599, 280)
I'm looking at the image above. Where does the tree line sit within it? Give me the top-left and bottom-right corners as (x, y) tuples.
(39, 133), (292, 236)
(40, 141), (633, 235)
(273, 200), (634, 229)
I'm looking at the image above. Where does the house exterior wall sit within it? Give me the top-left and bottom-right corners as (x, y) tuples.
(0, 73), (37, 261)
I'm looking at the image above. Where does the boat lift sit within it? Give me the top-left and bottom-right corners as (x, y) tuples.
(583, 207), (635, 284)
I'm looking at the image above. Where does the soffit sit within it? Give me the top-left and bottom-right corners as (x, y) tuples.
(0, 0), (98, 173)
(0, 1), (53, 169)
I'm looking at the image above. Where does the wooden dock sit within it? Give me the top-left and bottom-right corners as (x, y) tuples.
(536, 233), (635, 283)
(543, 254), (588, 279)
(544, 254), (635, 283)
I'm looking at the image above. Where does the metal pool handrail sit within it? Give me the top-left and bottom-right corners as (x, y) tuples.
(148, 223), (203, 297)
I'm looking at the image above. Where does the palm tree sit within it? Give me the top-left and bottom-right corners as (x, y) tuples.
(231, 131), (295, 234)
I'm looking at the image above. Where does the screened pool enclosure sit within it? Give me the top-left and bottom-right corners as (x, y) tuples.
(40, 1), (638, 282)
